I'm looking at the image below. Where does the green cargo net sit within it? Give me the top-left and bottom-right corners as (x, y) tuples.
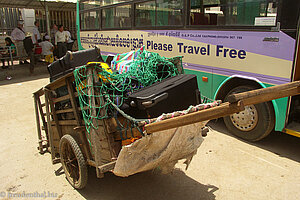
(73, 49), (183, 145)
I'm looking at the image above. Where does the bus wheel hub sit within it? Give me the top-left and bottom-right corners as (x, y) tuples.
(230, 105), (258, 131)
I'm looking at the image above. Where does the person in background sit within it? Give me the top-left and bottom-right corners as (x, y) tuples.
(32, 20), (41, 44)
(0, 37), (16, 69)
(55, 25), (68, 58)
(23, 32), (35, 74)
(65, 28), (74, 51)
(11, 20), (29, 64)
(50, 24), (58, 60)
(50, 24), (58, 45)
(39, 35), (54, 64)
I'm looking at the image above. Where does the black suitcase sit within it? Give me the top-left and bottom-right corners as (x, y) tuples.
(124, 74), (201, 119)
(47, 48), (103, 82)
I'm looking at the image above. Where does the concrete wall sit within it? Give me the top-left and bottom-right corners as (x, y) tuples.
(21, 9), (35, 34)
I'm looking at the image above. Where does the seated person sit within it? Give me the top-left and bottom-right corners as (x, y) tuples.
(0, 37), (16, 69)
(39, 35), (54, 64)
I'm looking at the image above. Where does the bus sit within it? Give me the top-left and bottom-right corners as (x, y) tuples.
(76, 0), (300, 142)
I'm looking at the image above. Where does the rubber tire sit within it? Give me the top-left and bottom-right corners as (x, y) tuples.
(223, 85), (275, 142)
(59, 134), (88, 189)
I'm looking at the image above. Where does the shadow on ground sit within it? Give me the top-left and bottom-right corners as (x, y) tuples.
(208, 120), (300, 163)
(0, 61), (49, 85)
(0, 73), (49, 86)
(73, 169), (218, 200)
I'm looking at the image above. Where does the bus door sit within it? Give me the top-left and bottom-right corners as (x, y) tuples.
(285, 18), (300, 136)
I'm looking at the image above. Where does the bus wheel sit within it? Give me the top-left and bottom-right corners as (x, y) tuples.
(223, 85), (275, 142)
(59, 134), (88, 189)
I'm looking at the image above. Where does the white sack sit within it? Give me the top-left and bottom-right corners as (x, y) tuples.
(113, 121), (208, 177)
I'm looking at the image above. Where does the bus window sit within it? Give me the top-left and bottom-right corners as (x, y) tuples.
(135, 1), (156, 27)
(135, 0), (183, 27)
(157, 0), (184, 26)
(79, 0), (100, 11)
(80, 12), (88, 30)
(80, 10), (100, 30)
(100, 0), (130, 7)
(90, 10), (100, 29)
(102, 4), (132, 29)
(190, 0), (278, 26)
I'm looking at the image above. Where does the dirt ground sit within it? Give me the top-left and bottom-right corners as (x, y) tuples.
(0, 74), (300, 200)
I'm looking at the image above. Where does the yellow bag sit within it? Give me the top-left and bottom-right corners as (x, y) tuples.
(76, 62), (113, 91)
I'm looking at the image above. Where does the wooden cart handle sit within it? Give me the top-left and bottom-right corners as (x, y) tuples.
(144, 80), (300, 134)
(227, 80), (300, 104)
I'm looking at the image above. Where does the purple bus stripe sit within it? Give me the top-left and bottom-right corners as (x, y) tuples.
(143, 30), (296, 61)
(184, 63), (290, 85)
(98, 50), (290, 85)
(101, 51), (117, 56)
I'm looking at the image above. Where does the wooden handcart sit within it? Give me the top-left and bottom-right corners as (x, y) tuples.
(33, 64), (300, 189)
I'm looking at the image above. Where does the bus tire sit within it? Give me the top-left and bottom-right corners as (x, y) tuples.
(223, 85), (275, 142)
(59, 134), (88, 189)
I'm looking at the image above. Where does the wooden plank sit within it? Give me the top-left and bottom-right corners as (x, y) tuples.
(36, 93), (49, 142)
(55, 108), (74, 114)
(52, 92), (78, 103)
(104, 117), (118, 133)
(51, 124), (61, 152)
(94, 88), (114, 160)
(241, 87), (300, 107)
(98, 161), (116, 173)
(33, 88), (45, 97)
(51, 120), (78, 126)
(227, 81), (300, 103)
(87, 159), (96, 167)
(44, 91), (56, 163)
(43, 112), (49, 116)
(66, 77), (82, 126)
(73, 126), (93, 161)
(34, 94), (44, 154)
(53, 94), (70, 103)
(52, 158), (61, 164)
(87, 68), (104, 178)
(144, 101), (245, 134)
(55, 106), (84, 114)
(47, 90), (63, 140)
(46, 71), (75, 90)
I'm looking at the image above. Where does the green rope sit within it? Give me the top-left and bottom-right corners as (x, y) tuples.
(73, 49), (182, 142)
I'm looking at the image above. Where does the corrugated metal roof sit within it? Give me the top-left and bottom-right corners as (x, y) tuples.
(0, 0), (76, 11)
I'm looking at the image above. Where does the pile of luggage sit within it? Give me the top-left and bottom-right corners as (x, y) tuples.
(47, 47), (201, 121)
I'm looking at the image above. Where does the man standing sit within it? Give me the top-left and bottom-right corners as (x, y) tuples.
(11, 20), (29, 64)
(23, 32), (35, 74)
(32, 20), (41, 44)
(50, 24), (58, 45)
(65, 28), (74, 51)
(55, 25), (68, 58)
(50, 24), (58, 59)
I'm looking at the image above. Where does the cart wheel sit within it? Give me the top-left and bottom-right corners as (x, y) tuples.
(59, 134), (88, 189)
(223, 85), (275, 142)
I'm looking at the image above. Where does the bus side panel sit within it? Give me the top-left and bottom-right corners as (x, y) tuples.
(79, 29), (296, 132)
(185, 68), (213, 100)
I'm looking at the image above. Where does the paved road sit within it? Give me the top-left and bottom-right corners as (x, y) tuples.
(0, 76), (299, 200)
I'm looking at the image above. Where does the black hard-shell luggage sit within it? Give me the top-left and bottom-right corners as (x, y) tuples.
(47, 48), (103, 82)
(124, 74), (201, 119)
